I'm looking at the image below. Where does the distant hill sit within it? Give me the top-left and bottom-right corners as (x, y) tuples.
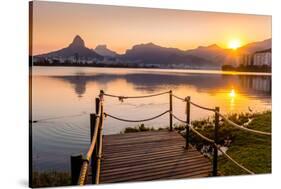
(238, 38), (272, 54)
(119, 42), (214, 68)
(185, 44), (236, 66)
(94, 45), (118, 57)
(36, 35), (103, 60)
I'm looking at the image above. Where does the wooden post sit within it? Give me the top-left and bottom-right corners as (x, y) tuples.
(185, 96), (191, 149)
(91, 97), (102, 184)
(169, 90), (173, 131)
(70, 154), (83, 185)
(95, 100), (104, 184)
(213, 106), (220, 176)
(95, 127), (103, 184)
(90, 113), (98, 184)
(95, 97), (101, 115)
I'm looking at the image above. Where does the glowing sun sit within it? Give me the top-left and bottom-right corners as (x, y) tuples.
(228, 39), (242, 50)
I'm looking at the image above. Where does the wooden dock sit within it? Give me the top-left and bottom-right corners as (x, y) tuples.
(99, 130), (211, 183)
(72, 91), (266, 186)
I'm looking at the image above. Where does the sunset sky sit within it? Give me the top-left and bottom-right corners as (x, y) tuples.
(32, 1), (271, 55)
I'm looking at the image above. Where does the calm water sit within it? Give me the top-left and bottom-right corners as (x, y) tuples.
(31, 66), (271, 172)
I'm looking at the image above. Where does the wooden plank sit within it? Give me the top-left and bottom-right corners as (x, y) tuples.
(101, 163), (211, 183)
(103, 130), (173, 138)
(103, 144), (196, 157)
(104, 135), (182, 146)
(103, 141), (186, 153)
(101, 157), (209, 176)
(104, 138), (185, 148)
(102, 149), (198, 165)
(102, 154), (206, 171)
(99, 130), (211, 184)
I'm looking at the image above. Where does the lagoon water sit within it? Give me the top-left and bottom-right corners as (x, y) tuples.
(31, 66), (271, 172)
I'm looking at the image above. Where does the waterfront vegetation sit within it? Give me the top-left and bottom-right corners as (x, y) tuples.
(124, 111), (271, 176)
(32, 171), (70, 187)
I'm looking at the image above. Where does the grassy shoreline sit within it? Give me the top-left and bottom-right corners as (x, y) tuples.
(32, 171), (70, 188)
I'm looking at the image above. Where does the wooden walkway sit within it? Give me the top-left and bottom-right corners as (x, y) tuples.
(99, 130), (211, 183)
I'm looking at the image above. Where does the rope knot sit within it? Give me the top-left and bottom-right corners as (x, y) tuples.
(99, 90), (104, 101)
(118, 96), (127, 102)
(184, 97), (190, 102)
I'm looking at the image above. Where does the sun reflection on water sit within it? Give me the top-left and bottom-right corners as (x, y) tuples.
(229, 89), (236, 111)
(229, 89), (236, 97)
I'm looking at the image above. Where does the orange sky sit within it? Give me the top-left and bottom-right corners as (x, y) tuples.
(31, 1), (271, 55)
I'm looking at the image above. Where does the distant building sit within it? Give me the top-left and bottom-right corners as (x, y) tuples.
(253, 48), (271, 66)
(239, 48), (271, 67)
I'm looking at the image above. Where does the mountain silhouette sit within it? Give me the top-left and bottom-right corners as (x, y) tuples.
(36, 35), (103, 60)
(94, 45), (118, 57)
(238, 38), (271, 54)
(69, 35), (85, 49)
(119, 42), (214, 68)
(35, 35), (271, 68)
(185, 44), (237, 66)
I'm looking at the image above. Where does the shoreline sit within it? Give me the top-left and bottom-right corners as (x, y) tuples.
(32, 65), (272, 76)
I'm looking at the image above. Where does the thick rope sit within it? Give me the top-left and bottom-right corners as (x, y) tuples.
(172, 94), (216, 111)
(104, 110), (170, 123)
(171, 114), (214, 143)
(190, 101), (216, 112)
(214, 144), (255, 175)
(172, 94), (186, 101)
(78, 160), (89, 185)
(102, 91), (170, 99)
(218, 112), (271, 136)
(172, 114), (255, 174)
(78, 115), (100, 185)
(78, 102), (103, 185)
(171, 95), (271, 136)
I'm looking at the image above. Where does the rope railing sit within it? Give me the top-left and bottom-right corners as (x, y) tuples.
(214, 144), (255, 175)
(218, 112), (271, 136)
(85, 116), (101, 160)
(78, 113), (101, 185)
(72, 98), (104, 186)
(172, 94), (216, 111)
(172, 94), (186, 101)
(171, 113), (256, 175)
(101, 90), (170, 99)
(173, 93), (271, 136)
(104, 110), (170, 123)
(190, 101), (216, 112)
(102, 90), (270, 136)
(95, 125), (103, 184)
(215, 144), (255, 175)
(172, 114), (214, 143)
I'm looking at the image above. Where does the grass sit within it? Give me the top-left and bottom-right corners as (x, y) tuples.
(32, 171), (71, 188)
(217, 111), (271, 175)
(123, 123), (158, 133)
(123, 111), (272, 176)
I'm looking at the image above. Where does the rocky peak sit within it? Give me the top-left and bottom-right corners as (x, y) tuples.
(69, 35), (85, 48)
